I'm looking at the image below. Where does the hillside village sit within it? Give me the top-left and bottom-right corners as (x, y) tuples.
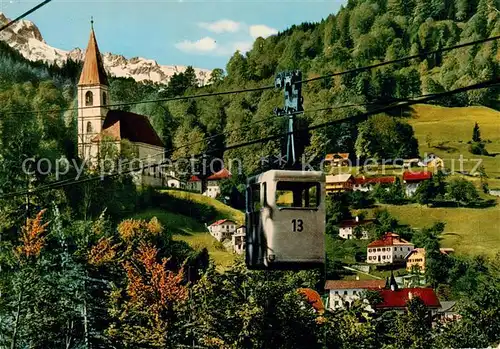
(0, 0), (499, 347)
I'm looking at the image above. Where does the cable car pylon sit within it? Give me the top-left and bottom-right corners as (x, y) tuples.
(245, 70), (326, 270)
(274, 70), (304, 169)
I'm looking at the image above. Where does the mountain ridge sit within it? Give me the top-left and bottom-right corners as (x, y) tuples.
(0, 12), (212, 85)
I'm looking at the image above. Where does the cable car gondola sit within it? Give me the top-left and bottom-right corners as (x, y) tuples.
(245, 169), (326, 270)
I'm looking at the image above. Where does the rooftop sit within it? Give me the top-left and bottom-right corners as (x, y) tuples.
(78, 27), (108, 86)
(207, 168), (232, 180)
(403, 171), (432, 182)
(375, 288), (441, 309)
(210, 219), (235, 227)
(326, 174), (353, 184)
(368, 232), (414, 248)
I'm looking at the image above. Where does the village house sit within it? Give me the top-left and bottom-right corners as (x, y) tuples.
(325, 174), (355, 194)
(338, 216), (374, 240)
(374, 286), (441, 315)
(418, 153), (444, 169)
(406, 248), (426, 272)
(204, 168), (232, 199)
(406, 247), (455, 273)
(324, 279), (386, 310)
(77, 24), (165, 187)
(187, 175), (203, 193)
(325, 153), (350, 167)
(367, 232), (414, 265)
(352, 176), (396, 192)
(208, 219), (237, 242)
(403, 171), (432, 197)
(232, 226), (246, 254)
(164, 171), (186, 189)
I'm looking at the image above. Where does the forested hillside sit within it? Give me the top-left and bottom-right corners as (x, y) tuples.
(159, 0), (500, 175)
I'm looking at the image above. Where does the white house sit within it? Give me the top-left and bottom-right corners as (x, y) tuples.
(338, 216), (374, 240)
(232, 226), (246, 254)
(204, 168), (231, 199)
(208, 219), (237, 242)
(325, 279), (385, 310)
(367, 232), (414, 265)
(403, 171), (432, 197)
(164, 171), (186, 189)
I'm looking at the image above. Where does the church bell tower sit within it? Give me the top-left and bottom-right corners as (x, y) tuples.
(77, 18), (110, 162)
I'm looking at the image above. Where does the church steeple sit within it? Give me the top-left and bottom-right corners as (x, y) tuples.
(77, 18), (110, 162)
(389, 270), (398, 291)
(78, 19), (108, 86)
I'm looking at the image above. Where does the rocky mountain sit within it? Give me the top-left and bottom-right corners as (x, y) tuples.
(0, 12), (211, 85)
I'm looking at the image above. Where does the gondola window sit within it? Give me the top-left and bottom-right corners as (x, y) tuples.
(275, 182), (320, 208)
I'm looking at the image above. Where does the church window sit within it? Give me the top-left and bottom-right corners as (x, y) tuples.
(85, 91), (93, 106)
(103, 92), (107, 106)
(86, 121), (93, 133)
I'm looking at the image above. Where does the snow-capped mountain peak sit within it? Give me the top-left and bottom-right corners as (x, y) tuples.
(0, 12), (211, 85)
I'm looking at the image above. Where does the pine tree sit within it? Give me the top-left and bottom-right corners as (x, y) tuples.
(472, 122), (482, 142)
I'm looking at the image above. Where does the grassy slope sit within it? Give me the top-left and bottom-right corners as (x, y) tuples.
(409, 104), (500, 187)
(160, 190), (245, 224)
(134, 191), (245, 269)
(365, 203), (500, 258)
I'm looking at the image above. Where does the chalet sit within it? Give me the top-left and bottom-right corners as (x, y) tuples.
(325, 174), (354, 194)
(338, 216), (374, 240)
(403, 171), (432, 197)
(325, 153), (350, 167)
(325, 279), (386, 310)
(204, 168), (231, 199)
(232, 226), (246, 254)
(367, 232), (414, 265)
(352, 176), (396, 192)
(208, 219), (236, 241)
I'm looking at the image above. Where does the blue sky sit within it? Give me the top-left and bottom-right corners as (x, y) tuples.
(2, 0), (345, 70)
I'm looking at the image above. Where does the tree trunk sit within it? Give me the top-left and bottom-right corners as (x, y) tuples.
(10, 286), (24, 349)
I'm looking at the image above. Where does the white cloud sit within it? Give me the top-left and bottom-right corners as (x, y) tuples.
(198, 19), (242, 34)
(249, 24), (278, 39)
(232, 41), (253, 53)
(175, 37), (217, 53)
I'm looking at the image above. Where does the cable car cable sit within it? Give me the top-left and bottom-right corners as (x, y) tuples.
(1, 34), (499, 117)
(0, 0), (53, 33)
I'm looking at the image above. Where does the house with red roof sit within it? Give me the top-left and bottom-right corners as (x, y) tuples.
(324, 279), (386, 310)
(403, 171), (433, 197)
(352, 176), (396, 192)
(208, 219), (237, 241)
(187, 175), (202, 193)
(338, 216), (375, 240)
(374, 288), (441, 313)
(367, 232), (414, 265)
(204, 168), (232, 199)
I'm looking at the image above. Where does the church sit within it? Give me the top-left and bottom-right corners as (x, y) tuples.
(76, 22), (165, 187)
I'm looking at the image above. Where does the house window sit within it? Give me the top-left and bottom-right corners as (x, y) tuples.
(343, 291), (348, 295)
(382, 255), (386, 260)
(86, 121), (92, 133)
(377, 248), (381, 252)
(85, 91), (93, 106)
(334, 291), (338, 295)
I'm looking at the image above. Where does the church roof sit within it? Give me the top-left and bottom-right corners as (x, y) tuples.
(78, 27), (109, 86)
(91, 110), (164, 147)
